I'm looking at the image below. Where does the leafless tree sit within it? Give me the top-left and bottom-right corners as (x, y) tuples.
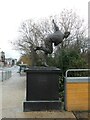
(13, 9), (87, 65)
(13, 19), (53, 65)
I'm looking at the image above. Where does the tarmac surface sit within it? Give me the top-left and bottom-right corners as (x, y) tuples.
(0, 67), (88, 119)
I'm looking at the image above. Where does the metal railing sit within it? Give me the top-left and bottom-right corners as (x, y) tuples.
(0, 69), (12, 82)
(65, 69), (90, 77)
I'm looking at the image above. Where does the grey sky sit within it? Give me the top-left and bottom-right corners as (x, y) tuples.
(0, 0), (89, 60)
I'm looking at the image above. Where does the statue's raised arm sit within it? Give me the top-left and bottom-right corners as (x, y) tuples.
(52, 19), (59, 32)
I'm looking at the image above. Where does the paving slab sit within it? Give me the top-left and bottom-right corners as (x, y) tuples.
(73, 111), (90, 119)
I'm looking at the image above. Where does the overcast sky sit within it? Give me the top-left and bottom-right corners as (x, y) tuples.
(0, 0), (89, 60)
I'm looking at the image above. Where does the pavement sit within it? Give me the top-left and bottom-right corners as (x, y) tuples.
(0, 69), (81, 119)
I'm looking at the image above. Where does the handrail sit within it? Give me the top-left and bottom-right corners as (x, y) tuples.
(65, 69), (90, 78)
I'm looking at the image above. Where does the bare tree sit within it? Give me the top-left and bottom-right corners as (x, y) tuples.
(13, 19), (53, 65)
(13, 9), (87, 66)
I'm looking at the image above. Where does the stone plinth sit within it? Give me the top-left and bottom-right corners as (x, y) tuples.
(23, 67), (61, 111)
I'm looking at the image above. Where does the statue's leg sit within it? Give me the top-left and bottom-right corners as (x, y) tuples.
(42, 52), (48, 67)
(44, 38), (53, 54)
(34, 38), (53, 67)
(42, 39), (53, 66)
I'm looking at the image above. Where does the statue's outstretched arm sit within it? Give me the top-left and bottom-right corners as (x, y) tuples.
(52, 19), (59, 32)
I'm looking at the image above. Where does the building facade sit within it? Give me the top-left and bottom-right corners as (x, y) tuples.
(0, 51), (5, 67)
(0, 51), (17, 67)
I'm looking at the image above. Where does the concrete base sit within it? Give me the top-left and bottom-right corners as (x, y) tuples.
(23, 100), (61, 112)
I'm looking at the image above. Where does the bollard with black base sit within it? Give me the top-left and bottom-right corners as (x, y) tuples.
(23, 66), (61, 111)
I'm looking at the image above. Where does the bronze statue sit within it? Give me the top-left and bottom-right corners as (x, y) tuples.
(35, 19), (70, 66)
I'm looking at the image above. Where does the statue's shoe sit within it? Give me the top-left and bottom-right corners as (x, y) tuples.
(34, 46), (42, 51)
(41, 62), (48, 67)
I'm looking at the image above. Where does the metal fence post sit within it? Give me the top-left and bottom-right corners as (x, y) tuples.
(0, 69), (12, 82)
(2, 70), (3, 82)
